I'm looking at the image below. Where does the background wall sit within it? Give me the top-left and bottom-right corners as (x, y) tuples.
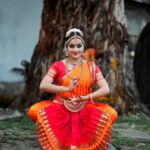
(125, 1), (150, 52)
(0, 0), (43, 81)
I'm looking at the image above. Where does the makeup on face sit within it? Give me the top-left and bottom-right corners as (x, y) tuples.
(68, 43), (83, 49)
(66, 38), (84, 60)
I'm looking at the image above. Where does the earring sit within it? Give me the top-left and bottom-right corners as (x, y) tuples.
(82, 52), (85, 57)
(66, 51), (68, 56)
(64, 47), (68, 56)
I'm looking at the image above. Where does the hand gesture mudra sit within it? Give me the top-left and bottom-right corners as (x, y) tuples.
(67, 78), (79, 91)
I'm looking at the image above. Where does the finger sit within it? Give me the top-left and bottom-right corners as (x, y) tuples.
(71, 98), (80, 102)
(71, 99), (76, 102)
(79, 96), (84, 99)
(78, 99), (87, 102)
(68, 97), (73, 100)
(71, 98), (78, 102)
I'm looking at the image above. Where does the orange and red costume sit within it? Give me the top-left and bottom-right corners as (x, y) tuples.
(28, 61), (118, 150)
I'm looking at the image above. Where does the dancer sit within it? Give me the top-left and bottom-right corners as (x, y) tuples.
(28, 28), (118, 150)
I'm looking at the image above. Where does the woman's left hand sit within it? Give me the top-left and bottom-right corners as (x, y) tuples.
(68, 95), (88, 103)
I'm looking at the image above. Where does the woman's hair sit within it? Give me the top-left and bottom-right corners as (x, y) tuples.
(64, 28), (85, 46)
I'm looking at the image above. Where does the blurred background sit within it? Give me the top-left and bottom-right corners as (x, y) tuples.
(0, 0), (150, 149)
(0, 0), (42, 82)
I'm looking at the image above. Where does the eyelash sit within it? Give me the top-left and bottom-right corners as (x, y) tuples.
(68, 44), (83, 49)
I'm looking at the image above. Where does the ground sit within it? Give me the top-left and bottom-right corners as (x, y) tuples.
(0, 109), (150, 150)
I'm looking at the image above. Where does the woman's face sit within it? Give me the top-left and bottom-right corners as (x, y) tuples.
(67, 38), (84, 60)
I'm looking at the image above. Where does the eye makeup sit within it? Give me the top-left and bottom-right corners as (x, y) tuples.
(68, 44), (83, 49)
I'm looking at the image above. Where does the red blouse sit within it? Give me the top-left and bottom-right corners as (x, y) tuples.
(47, 61), (103, 83)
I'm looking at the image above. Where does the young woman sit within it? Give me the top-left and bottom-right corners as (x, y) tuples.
(28, 28), (118, 150)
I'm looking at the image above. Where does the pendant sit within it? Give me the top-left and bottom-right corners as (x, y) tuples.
(72, 77), (79, 85)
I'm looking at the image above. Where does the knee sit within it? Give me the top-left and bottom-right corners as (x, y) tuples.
(27, 100), (52, 122)
(27, 104), (38, 122)
(109, 107), (118, 124)
(103, 105), (118, 124)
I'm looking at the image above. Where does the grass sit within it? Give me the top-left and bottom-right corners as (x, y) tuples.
(0, 114), (35, 141)
(0, 114), (34, 130)
(116, 113), (150, 131)
(112, 113), (150, 149)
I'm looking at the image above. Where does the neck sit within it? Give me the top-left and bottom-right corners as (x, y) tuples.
(67, 57), (82, 65)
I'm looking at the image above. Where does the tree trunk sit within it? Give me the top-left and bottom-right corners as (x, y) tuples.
(20, 0), (138, 113)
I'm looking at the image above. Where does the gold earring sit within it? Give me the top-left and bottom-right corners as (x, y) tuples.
(64, 47), (68, 56)
(81, 53), (85, 58)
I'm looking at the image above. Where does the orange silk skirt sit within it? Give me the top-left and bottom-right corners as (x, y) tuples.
(28, 100), (118, 150)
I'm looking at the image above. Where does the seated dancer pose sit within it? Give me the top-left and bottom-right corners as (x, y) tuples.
(28, 28), (118, 150)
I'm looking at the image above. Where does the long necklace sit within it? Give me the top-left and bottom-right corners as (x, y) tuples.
(66, 58), (84, 83)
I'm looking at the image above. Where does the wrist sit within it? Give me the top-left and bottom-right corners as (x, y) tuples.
(88, 94), (93, 100)
(61, 86), (69, 92)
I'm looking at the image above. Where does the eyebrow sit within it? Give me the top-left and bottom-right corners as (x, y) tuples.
(68, 43), (83, 48)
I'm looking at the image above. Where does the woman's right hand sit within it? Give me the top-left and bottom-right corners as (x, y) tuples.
(66, 78), (79, 91)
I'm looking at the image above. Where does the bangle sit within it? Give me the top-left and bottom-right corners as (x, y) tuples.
(88, 94), (93, 100)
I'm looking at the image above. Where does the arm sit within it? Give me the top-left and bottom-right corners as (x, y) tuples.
(73, 78), (110, 102)
(39, 74), (68, 93)
(89, 65), (110, 99)
(39, 69), (77, 93)
(88, 78), (110, 99)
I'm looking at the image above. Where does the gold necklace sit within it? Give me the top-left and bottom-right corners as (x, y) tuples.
(67, 58), (82, 70)
(66, 59), (84, 82)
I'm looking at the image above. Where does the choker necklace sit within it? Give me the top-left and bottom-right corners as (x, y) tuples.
(66, 58), (84, 83)
(67, 58), (82, 70)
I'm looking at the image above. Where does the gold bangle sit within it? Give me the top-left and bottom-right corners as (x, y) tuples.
(89, 94), (93, 100)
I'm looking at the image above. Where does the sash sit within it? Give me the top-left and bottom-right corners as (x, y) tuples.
(57, 62), (95, 112)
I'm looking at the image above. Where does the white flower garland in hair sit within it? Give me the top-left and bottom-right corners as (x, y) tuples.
(65, 28), (84, 38)
(65, 28), (85, 47)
